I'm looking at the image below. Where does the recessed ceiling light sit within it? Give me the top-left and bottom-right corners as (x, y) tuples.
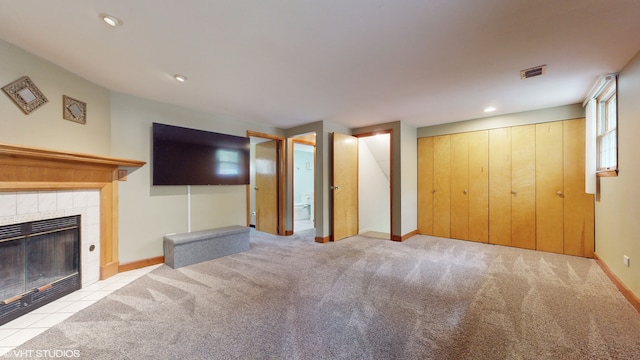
(102, 15), (122, 27)
(174, 74), (187, 82)
(484, 107), (496, 113)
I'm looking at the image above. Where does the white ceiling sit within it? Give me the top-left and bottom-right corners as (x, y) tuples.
(1, 1), (639, 129)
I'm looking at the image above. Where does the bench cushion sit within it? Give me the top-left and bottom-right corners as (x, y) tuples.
(163, 225), (250, 269)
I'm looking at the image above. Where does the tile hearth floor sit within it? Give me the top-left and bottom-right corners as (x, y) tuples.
(0, 264), (162, 356)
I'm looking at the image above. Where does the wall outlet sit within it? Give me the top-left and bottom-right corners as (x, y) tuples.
(623, 255), (630, 267)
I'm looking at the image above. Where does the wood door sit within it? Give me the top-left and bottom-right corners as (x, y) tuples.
(433, 135), (451, 238)
(332, 132), (358, 241)
(536, 121), (564, 254)
(468, 130), (489, 243)
(255, 140), (279, 235)
(450, 133), (469, 240)
(418, 137), (434, 235)
(489, 128), (512, 246)
(563, 119), (595, 257)
(511, 125), (536, 249)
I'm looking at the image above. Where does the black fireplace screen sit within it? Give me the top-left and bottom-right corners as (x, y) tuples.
(0, 216), (80, 325)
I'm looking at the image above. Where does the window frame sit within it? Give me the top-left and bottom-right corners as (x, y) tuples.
(595, 80), (618, 177)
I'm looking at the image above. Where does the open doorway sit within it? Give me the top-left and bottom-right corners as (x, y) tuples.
(357, 132), (391, 239)
(291, 134), (316, 234)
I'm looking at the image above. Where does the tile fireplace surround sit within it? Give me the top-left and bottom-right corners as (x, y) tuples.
(0, 190), (101, 287)
(0, 142), (145, 282)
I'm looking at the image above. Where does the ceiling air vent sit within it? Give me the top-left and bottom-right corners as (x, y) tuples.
(520, 65), (546, 79)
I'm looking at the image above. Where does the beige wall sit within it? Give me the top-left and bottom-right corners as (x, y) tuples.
(400, 121), (418, 236)
(595, 49), (640, 298)
(0, 39), (111, 155)
(110, 92), (281, 263)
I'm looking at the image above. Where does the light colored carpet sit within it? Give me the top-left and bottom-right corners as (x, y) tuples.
(16, 229), (640, 359)
(359, 231), (390, 240)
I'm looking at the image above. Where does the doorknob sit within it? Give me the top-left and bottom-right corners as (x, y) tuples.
(511, 190), (517, 196)
(254, 187), (259, 190)
(463, 189), (468, 194)
(556, 191), (564, 197)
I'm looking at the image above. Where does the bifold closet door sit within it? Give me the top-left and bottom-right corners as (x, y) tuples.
(468, 131), (489, 243)
(418, 120), (593, 258)
(433, 135), (451, 238)
(536, 121), (564, 254)
(489, 128), (512, 246)
(563, 119), (595, 257)
(511, 125), (536, 249)
(450, 133), (469, 240)
(417, 137), (434, 235)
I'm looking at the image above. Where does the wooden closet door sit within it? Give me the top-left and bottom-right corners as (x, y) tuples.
(433, 135), (451, 238)
(332, 132), (359, 241)
(511, 125), (536, 249)
(255, 140), (280, 235)
(536, 121), (564, 254)
(563, 119), (595, 257)
(418, 137), (434, 235)
(468, 130), (489, 243)
(489, 128), (512, 246)
(450, 133), (469, 240)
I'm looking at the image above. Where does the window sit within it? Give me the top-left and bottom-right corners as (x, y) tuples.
(585, 74), (617, 193)
(595, 79), (617, 175)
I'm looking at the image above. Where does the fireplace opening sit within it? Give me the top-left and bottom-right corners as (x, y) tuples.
(0, 216), (81, 325)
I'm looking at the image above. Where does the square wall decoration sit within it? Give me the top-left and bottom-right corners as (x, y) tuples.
(63, 95), (86, 124)
(2, 76), (49, 114)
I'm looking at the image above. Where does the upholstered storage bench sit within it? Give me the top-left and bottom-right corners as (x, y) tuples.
(163, 225), (250, 269)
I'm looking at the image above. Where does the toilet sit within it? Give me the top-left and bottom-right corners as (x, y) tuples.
(294, 193), (313, 221)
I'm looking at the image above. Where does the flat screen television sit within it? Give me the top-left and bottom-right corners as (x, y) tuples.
(152, 122), (250, 185)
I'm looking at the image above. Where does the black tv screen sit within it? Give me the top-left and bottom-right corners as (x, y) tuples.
(152, 122), (250, 185)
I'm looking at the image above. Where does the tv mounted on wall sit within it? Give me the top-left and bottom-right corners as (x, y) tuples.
(152, 122), (250, 186)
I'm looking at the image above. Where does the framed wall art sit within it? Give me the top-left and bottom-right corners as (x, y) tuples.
(2, 76), (49, 114)
(62, 95), (87, 124)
